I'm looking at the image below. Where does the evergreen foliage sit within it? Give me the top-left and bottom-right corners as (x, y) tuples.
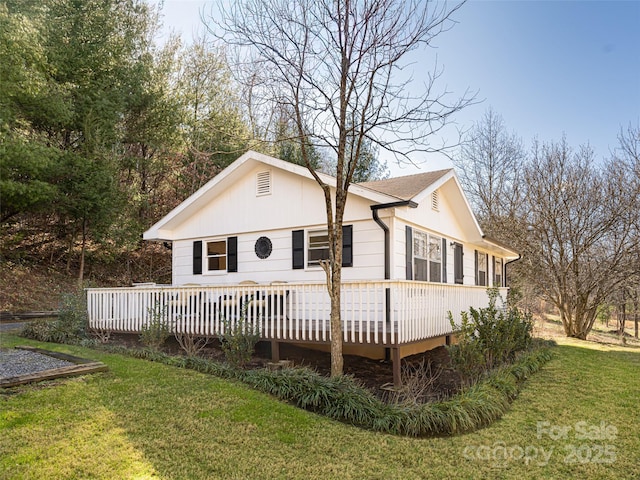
(447, 288), (534, 383)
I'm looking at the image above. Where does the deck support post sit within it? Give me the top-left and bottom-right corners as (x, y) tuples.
(392, 347), (401, 387)
(270, 340), (280, 362)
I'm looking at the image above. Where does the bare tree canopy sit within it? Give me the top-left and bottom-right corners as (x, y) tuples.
(453, 108), (526, 230)
(524, 138), (636, 339)
(212, 0), (473, 376)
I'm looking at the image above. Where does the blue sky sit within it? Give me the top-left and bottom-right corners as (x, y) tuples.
(153, 0), (640, 174)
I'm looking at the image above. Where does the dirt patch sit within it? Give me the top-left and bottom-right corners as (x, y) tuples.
(109, 333), (462, 401)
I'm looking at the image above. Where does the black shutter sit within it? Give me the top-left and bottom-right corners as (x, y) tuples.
(492, 255), (496, 286)
(193, 241), (202, 275)
(292, 230), (304, 269)
(484, 253), (489, 286)
(342, 225), (353, 267)
(474, 249), (479, 286)
(442, 238), (447, 283)
(454, 243), (464, 284)
(227, 237), (238, 272)
(405, 226), (413, 280)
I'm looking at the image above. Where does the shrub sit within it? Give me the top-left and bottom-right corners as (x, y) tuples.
(21, 290), (89, 344)
(52, 291), (89, 342)
(219, 305), (261, 367)
(21, 318), (54, 342)
(174, 331), (210, 357)
(140, 303), (171, 350)
(385, 359), (444, 406)
(447, 288), (534, 383)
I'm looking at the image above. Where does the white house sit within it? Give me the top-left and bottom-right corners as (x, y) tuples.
(86, 151), (519, 384)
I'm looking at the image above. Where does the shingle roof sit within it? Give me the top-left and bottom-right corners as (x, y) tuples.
(357, 169), (452, 201)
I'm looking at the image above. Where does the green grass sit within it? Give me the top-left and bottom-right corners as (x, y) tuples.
(1, 334), (638, 479)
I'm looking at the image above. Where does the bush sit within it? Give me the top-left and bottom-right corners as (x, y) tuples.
(140, 303), (171, 350)
(21, 291), (89, 344)
(220, 305), (261, 367)
(174, 331), (210, 357)
(21, 318), (55, 342)
(447, 288), (534, 383)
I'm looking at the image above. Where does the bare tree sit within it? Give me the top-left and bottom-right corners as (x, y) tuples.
(214, 0), (473, 376)
(612, 123), (640, 338)
(523, 138), (636, 339)
(453, 108), (526, 235)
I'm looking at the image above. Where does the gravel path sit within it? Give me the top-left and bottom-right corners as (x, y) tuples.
(0, 349), (75, 380)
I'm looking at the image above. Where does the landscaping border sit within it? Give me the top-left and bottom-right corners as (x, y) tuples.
(0, 346), (108, 388)
(100, 340), (554, 437)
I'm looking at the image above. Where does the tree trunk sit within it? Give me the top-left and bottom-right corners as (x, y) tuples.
(78, 218), (87, 288)
(329, 269), (343, 377)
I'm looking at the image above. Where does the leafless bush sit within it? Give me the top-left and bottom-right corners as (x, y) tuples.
(174, 331), (210, 357)
(89, 326), (111, 344)
(388, 359), (443, 406)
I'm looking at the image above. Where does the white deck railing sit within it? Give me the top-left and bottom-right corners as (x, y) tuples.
(86, 281), (507, 346)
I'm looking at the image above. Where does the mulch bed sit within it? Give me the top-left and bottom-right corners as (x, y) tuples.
(109, 333), (463, 401)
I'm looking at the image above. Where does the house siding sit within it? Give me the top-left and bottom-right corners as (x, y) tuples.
(151, 153), (514, 287)
(172, 219), (385, 285)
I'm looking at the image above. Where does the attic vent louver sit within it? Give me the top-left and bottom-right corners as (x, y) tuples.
(431, 190), (439, 211)
(256, 170), (271, 196)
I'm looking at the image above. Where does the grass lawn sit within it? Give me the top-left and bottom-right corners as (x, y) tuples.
(1, 334), (638, 480)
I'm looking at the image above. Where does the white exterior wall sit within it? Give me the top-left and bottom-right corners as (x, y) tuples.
(390, 187), (501, 286)
(170, 164), (386, 285)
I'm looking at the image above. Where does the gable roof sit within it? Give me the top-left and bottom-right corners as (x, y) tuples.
(358, 169), (452, 201)
(142, 150), (518, 258)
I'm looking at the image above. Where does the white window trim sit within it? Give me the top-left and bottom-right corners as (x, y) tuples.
(204, 238), (228, 274)
(307, 229), (329, 268)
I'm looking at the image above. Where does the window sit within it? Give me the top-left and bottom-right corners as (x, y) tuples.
(494, 257), (503, 287)
(207, 240), (227, 271)
(476, 250), (488, 286)
(412, 230), (443, 282)
(298, 226), (353, 268)
(307, 230), (329, 267)
(413, 230), (429, 281)
(428, 234), (442, 282)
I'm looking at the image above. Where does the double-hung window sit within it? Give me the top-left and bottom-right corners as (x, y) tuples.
(494, 257), (503, 287)
(412, 230), (443, 282)
(207, 240), (227, 271)
(476, 251), (488, 286)
(307, 230), (330, 267)
(428, 234), (442, 282)
(413, 230), (429, 281)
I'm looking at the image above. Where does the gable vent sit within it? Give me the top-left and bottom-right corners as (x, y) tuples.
(256, 170), (272, 196)
(431, 190), (439, 211)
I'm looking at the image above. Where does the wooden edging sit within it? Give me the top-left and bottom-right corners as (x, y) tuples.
(0, 346), (108, 388)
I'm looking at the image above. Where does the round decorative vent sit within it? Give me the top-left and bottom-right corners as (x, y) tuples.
(254, 236), (272, 259)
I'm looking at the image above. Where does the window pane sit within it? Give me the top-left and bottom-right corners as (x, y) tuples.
(415, 258), (429, 281)
(208, 256), (226, 271)
(478, 252), (487, 270)
(429, 235), (441, 261)
(429, 261), (441, 282)
(207, 241), (226, 255)
(309, 232), (329, 248)
(308, 248), (329, 262)
(413, 231), (428, 258)
(206, 240), (227, 271)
